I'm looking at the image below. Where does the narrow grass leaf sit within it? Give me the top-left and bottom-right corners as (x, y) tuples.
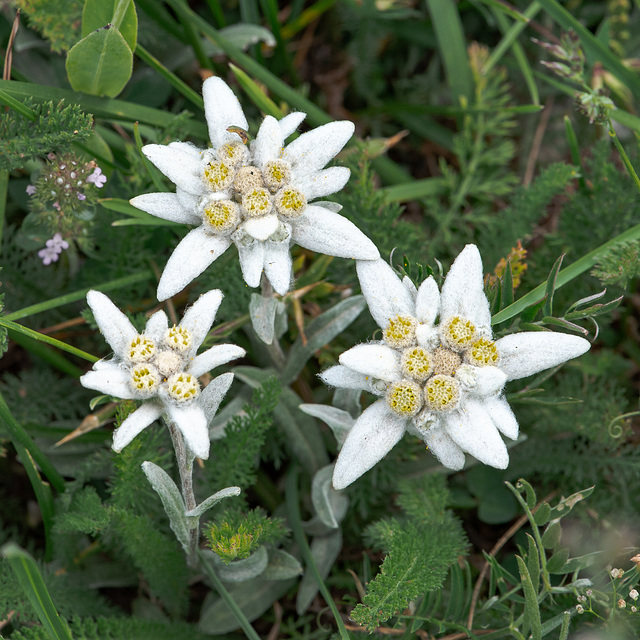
(516, 555), (541, 640)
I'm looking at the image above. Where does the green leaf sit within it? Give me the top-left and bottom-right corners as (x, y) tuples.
(541, 521), (562, 550)
(141, 461), (190, 555)
(261, 548), (303, 581)
(82, 0), (138, 50)
(203, 23), (276, 56)
(533, 502), (551, 526)
(526, 533), (540, 594)
(1, 543), (73, 640)
(547, 547), (571, 573)
(298, 404), (354, 449)
(281, 295), (366, 384)
(516, 555), (541, 640)
(66, 26), (133, 97)
(548, 486), (595, 520)
(249, 294), (285, 345)
(543, 254), (564, 318)
(212, 546), (269, 582)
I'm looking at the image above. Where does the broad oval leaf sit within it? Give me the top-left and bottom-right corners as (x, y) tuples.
(261, 548), (303, 580)
(213, 546), (269, 582)
(66, 26), (133, 97)
(82, 0), (138, 50)
(299, 404), (355, 449)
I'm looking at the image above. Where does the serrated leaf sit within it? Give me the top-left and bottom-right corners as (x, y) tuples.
(541, 521), (562, 550)
(281, 295), (366, 384)
(66, 26), (133, 97)
(311, 464), (349, 529)
(516, 555), (541, 640)
(141, 461), (190, 555)
(533, 502), (551, 526)
(261, 548), (303, 580)
(1, 543), (73, 640)
(296, 529), (342, 615)
(185, 486), (241, 519)
(82, 0), (138, 50)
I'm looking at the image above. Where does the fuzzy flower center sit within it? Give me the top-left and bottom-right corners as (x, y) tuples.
(384, 314), (418, 349)
(166, 326), (192, 352)
(466, 337), (499, 367)
(130, 363), (160, 395)
(202, 200), (239, 235)
(218, 142), (247, 167)
(128, 335), (156, 363)
(386, 380), (423, 416)
(204, 161), (233, 191)
(264, 160), (291, 190)
(241, 188), (273, 217)
(167, 373), (200, 402)
(432, 347), (462, 377)
(155, 350), (183, 377)
(275, 187), (307, 218)
(425, 375), (460, 412)
(401, 346), (432, 382)
(234, 166), (264, 193)
(442, 316), (477, 351)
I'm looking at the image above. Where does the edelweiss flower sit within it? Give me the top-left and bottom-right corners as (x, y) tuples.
(80, 290), (245, 459)
(131, 77), (379, 300)
(321, 245), (591, 489)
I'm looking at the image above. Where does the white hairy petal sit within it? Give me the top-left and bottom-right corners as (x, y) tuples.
(279, 112), (306, 139)
(483, 395), (519, 440)
(319, 365), (371, 393)
(402, 276), (418, 302)
(202, 76), (249, 149)
(415, 276), (440, 325)
(440, 244), (491, 331)
(423, 425), (466, 470)
(144, 310), (169, 343)
(80, 365), (137, 399)
(283, 121), (355, 175)
(86, 290), (137, 357)
(157, 229), (231, 301)
(188, 344), (246, 378)
(339, 344), (400, 382)
(292, 205), (379, 260)
(264, 239), (293, 295)
(291, 167), (351, 200)
(236, 239), (265, 288)
(332, 400), (406, 490)
(242, 215), (279, 241)
(356, 259), (414, 330)
(467, 366), (508, 396)
(200, 373), (235, 424)
(176, 187), (200, 213)
(129, 193), (201, 225)
(444, 399), (509, 469)
(142, 144), (205, 196)
(180, 289), (224, 353)
(112, 402), (162, 452)
(253, 116), (284, 169)
(496, 332), (591, 381)
(165, 402), (210, 460)
(168, 141), (203, 158)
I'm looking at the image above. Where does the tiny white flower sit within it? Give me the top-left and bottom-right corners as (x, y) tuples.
(576, 604), (584, 614)
(130, 77), (379, 300)
(80, 290), (245, 459)
(321, 245), (591, 489)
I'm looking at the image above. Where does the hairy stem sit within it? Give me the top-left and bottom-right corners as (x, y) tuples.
(167, 421), (198, 566)
(260, 273), (286, 369)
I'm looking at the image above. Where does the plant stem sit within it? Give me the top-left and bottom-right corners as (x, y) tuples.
(167, 421), (198, 566)
(260, 274), (286, 369)
(608, 118), (640, 196)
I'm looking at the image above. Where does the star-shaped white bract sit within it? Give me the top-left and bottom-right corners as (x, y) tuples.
(80, 289), (245, 460)
(321, 245), (591, 489)
(130, 77), (379, 300)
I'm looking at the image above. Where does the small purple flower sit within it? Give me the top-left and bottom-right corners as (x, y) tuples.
(38, 246), (61, 265)
(77, 193), (86, 201)
(53, 202), (61, 211)
(86, 167), (107, 188)
(26, 184), (36, 196)
(47, 233), (69, 252)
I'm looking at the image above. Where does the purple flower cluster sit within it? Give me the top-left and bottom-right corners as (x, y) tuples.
(38, 233), (69, 265)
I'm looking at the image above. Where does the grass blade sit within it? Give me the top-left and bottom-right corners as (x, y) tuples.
(1, 543), (73, 640)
